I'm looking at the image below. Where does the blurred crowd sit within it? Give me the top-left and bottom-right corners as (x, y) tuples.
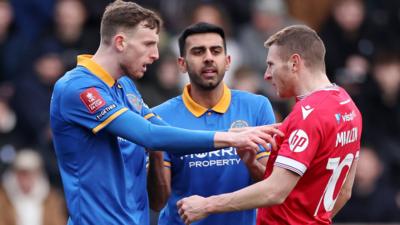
(0, 0), (399, 224)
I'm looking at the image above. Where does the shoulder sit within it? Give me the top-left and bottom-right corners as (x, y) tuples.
(54, 67), (108, 96)
(152, 95), (183, 114)
(288, 89), (343, 127)
(54, 67), (102, 92)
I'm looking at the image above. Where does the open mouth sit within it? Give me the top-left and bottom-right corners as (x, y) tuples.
(201, 67), (217, 77)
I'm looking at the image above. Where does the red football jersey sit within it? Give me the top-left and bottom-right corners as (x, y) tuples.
(257, 86), (362, 225)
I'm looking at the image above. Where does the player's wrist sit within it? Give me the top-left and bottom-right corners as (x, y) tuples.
(205, 196), (219, 214)
(214, 132), (235, 149)
(207, 193), (237, 214)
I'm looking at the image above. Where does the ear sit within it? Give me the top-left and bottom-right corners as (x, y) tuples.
(114, 33), (126, 52)
(224, 55), (231, 71)
(289, 53), (301, 73)
(177, 57), (187, 73)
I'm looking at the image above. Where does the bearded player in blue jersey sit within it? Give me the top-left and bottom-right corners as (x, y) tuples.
(50, 1), (283, 225)
(148, 22), (276, 225)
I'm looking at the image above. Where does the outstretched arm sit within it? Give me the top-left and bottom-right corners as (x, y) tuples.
(106, 110), (283, 154)
(177, 166), (300, 224)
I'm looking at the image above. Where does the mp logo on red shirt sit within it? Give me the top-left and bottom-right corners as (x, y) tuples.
(288, 129), (309, 152)
(80, 87), (106, 113)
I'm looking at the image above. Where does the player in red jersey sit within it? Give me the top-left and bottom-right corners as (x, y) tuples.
(176, 25), (362, 225)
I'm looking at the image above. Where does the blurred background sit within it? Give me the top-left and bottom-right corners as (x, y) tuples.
(0, 0), (399, 224)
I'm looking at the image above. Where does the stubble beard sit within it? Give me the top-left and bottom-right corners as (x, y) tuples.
(188, 72), (224, 91)
(120, 62), (142, 80)
(187, 63), (224, 90)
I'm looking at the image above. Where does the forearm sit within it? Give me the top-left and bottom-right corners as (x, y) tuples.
(244, 159), (267, 181)
(205, 179), (281, 214)
(146, 124), (216, 152)
(205, 167), (298, 214)
(178, 167), (299, 224)
(147, 151), (171, 211)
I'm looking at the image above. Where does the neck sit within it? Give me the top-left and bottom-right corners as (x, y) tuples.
(296, 70), (332, 97)
(92, 45), (122, 80)
(189, 83), (224, 109)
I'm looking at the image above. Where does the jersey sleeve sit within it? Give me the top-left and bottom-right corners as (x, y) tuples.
(142, 102), (170, 126)
(275, 110), (322, 176)
(60, 80), (128, 133)
(141, 100), (154, 118)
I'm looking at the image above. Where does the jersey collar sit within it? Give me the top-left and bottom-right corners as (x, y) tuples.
(182, 84), (231, 117)
(296, 83), (338, 102)
(77, 54), (115, 87)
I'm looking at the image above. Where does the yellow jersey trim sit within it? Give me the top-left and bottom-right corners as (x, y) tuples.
(92, 108), (128, 133)
(145, 160), (171, 168)
(256, 151), (270, 160)
(182, 84), (231, 117)
(144, 113), (155, 120)
(77, 54), (115, 87)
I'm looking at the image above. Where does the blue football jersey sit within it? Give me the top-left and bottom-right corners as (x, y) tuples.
(51, 55), (156, 225)
(152, 84), (276, 225)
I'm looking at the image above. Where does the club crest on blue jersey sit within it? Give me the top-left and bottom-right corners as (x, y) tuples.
(230, 120), (249, 128)
(127, 93), (142, 112)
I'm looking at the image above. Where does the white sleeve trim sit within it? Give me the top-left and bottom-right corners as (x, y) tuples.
(275, 155), (307, 176)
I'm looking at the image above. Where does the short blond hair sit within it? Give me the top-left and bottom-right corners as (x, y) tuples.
(265, 25), (326, 71)
(100, 0), (162, 45)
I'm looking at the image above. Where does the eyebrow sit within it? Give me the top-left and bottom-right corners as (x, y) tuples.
(144, 40), (157, 45)
(190, 46), (205, 51)
(190, 45), (223, 50)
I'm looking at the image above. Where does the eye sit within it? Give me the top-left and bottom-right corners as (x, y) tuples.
(211, 47), (223, 55)
(191, 48), (204, 55)
(144, 41), (156, 47)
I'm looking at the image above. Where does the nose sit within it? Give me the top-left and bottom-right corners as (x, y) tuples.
(264, 68), (272, 81)
(203, 49), (214, 63)
(150, 46), (159, 61)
